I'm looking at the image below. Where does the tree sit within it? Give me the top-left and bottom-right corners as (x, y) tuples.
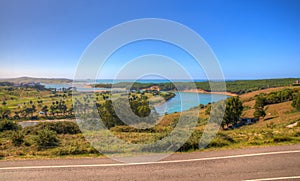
(13, 111), (20, 120)
(42, 105), (49, 116)
(292, 93), (300, 111)
(254, 94), (266, 119)
(223, 96), (243, 128)
(50, 105), (56, 116)
(30, 105), (36, 117)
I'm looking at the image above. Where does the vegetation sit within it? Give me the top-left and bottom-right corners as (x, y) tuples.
(34, 129), (60, 150)
(254, 95), (266, 119)
(0, 83), (175, 122)
(223, 97), (243, 129)
(292, 92), (300, 111)
(95, 78), (299, 94)
(0, 79), (299, 159)
(0, 120), (21, 132)
(252, 88), (299, 118)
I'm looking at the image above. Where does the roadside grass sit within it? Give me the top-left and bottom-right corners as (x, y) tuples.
(0, 120), (299, 160)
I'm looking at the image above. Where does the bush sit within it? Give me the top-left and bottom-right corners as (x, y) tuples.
(35, 129), (59, 150)
(110, 125), (154, 133)
(294, 132), (300, 137)
(207, 138), (230, 148)
(0, 151), (5, 159)
(0, 120), (21, 132)
(273, 136), (292, 142)
(52, 144), (98, 156)
(24, 121), (81, 135)
(178, 130), (203, 151)
(11, 131), (24, 146)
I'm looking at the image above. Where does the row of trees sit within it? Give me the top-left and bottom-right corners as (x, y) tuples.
(0, 100), (74, 120)
(94, 78), (299, 94)
(253, 89), (300, 119)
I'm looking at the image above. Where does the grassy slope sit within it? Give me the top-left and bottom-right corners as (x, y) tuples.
(157, 86), (300, 150)
(203, 86), (300, 150)
(240, 86), (300, 128)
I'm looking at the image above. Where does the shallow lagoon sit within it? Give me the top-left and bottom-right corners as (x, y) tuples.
(154, 92), (228, 114)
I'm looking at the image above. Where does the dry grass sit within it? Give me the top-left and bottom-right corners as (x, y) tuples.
(240, 86), (300, 128)
(240, 86), (300, 101)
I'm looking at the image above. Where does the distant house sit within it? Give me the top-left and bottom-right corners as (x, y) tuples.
(293, 80), (300, 86)
(141, 86), (160, 92)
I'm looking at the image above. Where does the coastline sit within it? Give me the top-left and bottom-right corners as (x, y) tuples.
(181, 89), (237, 96)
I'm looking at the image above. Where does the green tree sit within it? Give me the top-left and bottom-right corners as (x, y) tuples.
(41, 105), (49, 116)
(50, 105), (56, 116)
(31, 105), (36, 117)
(254, 94), (266, 119)
(292, 93), (300, 111)
(223, 96), (243, 128)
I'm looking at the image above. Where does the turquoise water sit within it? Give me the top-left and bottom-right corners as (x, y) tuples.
(42, 83), (229, 114)
(155, 92), (228, 114)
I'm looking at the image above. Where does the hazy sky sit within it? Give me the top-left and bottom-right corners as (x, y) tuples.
(0, 0), (299, 79)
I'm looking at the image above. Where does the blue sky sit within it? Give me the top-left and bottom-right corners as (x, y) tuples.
(0, 0), (299, 79)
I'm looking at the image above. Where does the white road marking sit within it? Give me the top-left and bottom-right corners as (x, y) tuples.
(244, 176), (300, 181)
(0, 150), (299, 170)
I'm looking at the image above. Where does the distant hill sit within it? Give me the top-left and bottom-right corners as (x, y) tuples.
(0, 77), (73, 84)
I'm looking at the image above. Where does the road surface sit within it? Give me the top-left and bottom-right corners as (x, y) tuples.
(1, 145), (300, 181)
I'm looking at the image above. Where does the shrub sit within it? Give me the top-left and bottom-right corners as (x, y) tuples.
(0, 151), (5, 159)
(11, 131), (24, 146)
(110, 125), (154, 133)
(273, 136), (292, 142)
(35, 129), (59, 150)
(207, 138), (230, 148)
(178, 130), (203, 151)
(24, 121), (81, 135)
(0, 120), (21, 132)
(52, 145), (98, 156)
(294, 132), (300, 137)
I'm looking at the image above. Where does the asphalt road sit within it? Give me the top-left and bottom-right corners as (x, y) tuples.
(1, 145), (300, 181)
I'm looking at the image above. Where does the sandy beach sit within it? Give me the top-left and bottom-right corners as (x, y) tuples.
(182, 89), (238, 96)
